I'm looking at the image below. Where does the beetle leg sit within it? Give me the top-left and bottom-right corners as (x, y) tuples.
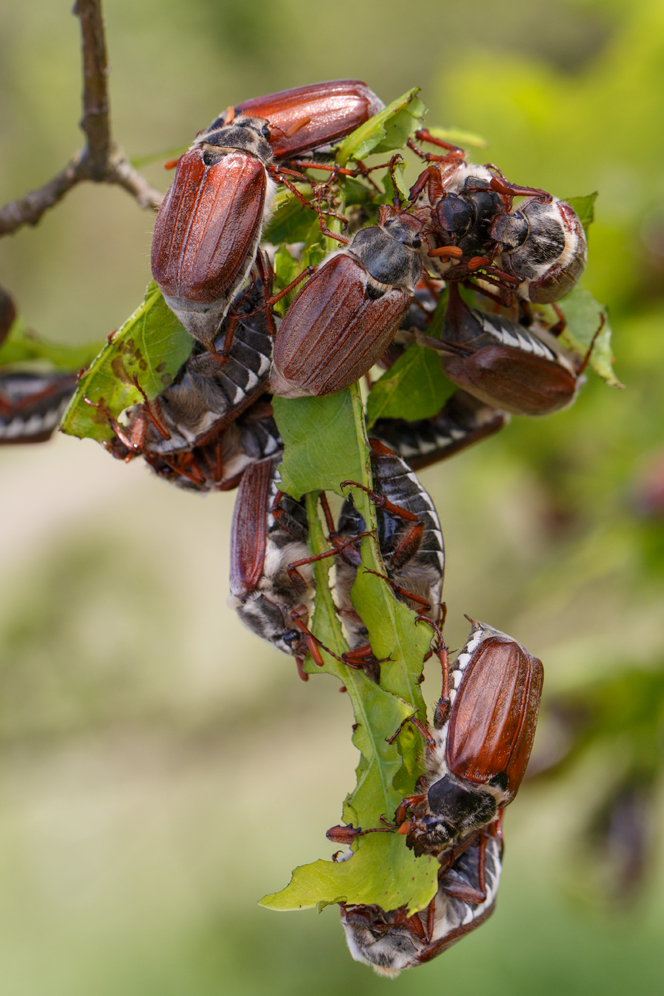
(386, 154), (405, 208)
(442, 835), (488, 904)
(425, 893), (437, 943)
(576, 312), (606, 375)
(288, 529), (374, 585)
(404, 911), (427, 941)
(407, 135), (466, 164)
(362, 567), (432, 611)
(388, 520), (425, 573)
(339, 480), (420, 522)
(84, 396), (146, 455)
(295, 656), (309, 682)
(485, 165), (553, 204)
(290, 609), (326, 668)
(130, 377), (171, 440)
(548, 301), (566, 337)
(416, 617), (451, 728)
(386, 713), (436, 749)
(413, 129), (466, 156)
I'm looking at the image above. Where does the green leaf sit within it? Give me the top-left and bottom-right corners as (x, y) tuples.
(260, 833), (437, 914)
(269, 384), (436, 912)
(0, 316), (103, 371)
(60, 282), (194, 443)
(335, 88), (428, 166)
(273, 392), (366, 498)
(566, 192), (598, 234)
(263, 183), (315, 245)
(367, 343), (456, 428)
(557, 285), (622, 388)
(425, 125), (488, 149)
(272, 244), (300, 317)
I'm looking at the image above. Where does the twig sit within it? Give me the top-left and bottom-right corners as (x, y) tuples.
(0, 0), (163, 237)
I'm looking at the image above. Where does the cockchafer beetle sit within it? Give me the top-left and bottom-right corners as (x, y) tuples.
(276, 439), (444, 684)
(397, 618), (542, 858)
(414, 282), (591, 417)
(151, 80), (384, 349)
(139, 399), (282, 493)
(0, 371), (78, 444)
(228, 455), (323, 681)
(269, 210), (424, 398)
(370, 389), (508, 471)
(340, 818), (503, 976)
(410, 154), (587, 304)
(91, 282), (274, 466)
(334, 440), (444, 642)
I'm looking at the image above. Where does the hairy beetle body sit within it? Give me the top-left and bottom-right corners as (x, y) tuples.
(229, 457), (314, 660)
(492, 197), (587, 303)
(234, 80), (384, 160)
(152, 149), (273, 348)
(416, 285), (581, 417)
(341, 827), (503, 975)
(405, 619), (543, 857)
(141, 400), (282, 493)
(270, 214), (423, 398)
(0, 371), (77, 444)
(335, 442), (444, 647)
(152, 80), (383, 345)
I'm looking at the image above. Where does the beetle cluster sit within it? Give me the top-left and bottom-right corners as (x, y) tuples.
(49, 78), (614, 974)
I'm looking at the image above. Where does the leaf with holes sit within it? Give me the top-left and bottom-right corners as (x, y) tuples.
(60, 282), (194, 443)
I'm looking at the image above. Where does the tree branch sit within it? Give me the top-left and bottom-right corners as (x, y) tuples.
(0, 0), (163, 238)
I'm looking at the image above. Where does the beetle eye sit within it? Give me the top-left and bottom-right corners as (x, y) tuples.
(262, 124), (270, 138)
(412, 236), (421, 249)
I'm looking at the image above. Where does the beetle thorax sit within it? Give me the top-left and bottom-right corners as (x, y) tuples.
(194, 114), (273, 164)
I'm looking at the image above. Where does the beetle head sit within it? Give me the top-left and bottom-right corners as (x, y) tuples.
(195, 114), (272, 163)
(411, 774), (497, 853)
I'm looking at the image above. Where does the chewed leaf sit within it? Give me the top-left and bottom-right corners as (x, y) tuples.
(270, 385), (434, 911)
(367, 343), (456, 428)
(60, 282), (194, 443)
(335, 88), (427, 166)
(558, 285), (622, 387)
(273, 391), (366, 498)
(426, 125), (488, 149)
(0, 316), (103, 372)
(260, 833), (437, 915)
(263, 183), (315, 245)
(566, 192), (598, 234)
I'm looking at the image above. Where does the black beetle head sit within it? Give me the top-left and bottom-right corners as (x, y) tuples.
(426, 774), (497, 835)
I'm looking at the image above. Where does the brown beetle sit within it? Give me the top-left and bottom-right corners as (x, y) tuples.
(410, 156), (587, 304)
(0, 371), (78, 444)
(270, 211), (423, 398)
(228, 456), (322, 679)
(340, 820), (503, 975)
(139, 400), (282, 493)
(400, 618), (543, 857)
(415, 283), (585, 417)
(151, 80), (384, 349)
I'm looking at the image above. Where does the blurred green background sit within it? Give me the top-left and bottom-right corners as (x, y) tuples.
(1, 0), (664, 992)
